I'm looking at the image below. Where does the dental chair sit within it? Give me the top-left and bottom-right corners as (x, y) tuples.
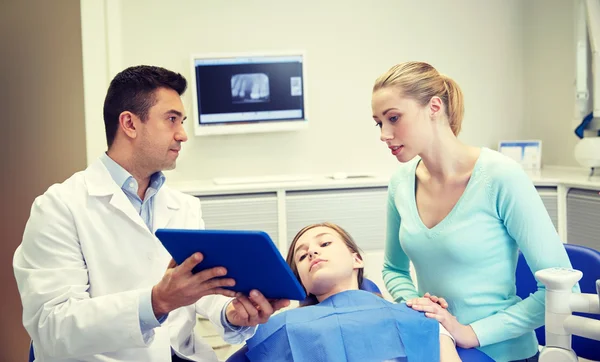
(225, 278), (494, 362)
(516, 243), (600, 361)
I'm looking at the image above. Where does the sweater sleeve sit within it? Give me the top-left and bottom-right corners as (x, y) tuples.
(470, 161), (578, 347)
(382, 174), (419, 302)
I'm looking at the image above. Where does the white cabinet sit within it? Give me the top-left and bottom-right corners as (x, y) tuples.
(285, 187), (388, 252)
(536, 186), (559, 231)
(566, 188), (600, 250)
(197, 192), (279, 244)
(187, 178), (599, 257)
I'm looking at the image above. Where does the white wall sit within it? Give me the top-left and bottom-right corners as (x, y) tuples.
(82, 0), (527, 183)
(523, 0), (580, 167)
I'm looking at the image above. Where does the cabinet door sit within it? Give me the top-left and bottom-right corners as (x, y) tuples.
(566, 188), (600, 251)
(536, 186), (558, 231)
(286, 187), (388, 252)
(197, 193), (279, 244)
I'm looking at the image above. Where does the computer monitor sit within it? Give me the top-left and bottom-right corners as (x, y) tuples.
(190, 51), (308, 136)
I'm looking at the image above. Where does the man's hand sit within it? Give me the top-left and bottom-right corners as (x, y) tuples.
(225, 290), (290, 327)
(151, 253), (236, 317)
(406, 296), (479, 349)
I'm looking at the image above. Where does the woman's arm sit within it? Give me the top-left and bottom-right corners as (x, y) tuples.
(440, 335), (462, 362)
(382, 178), (419, 302)
(469, 161), (578, 347)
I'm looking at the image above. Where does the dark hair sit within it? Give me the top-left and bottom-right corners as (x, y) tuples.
(102, 65), (187, 148)
(286, 222), (365, 306)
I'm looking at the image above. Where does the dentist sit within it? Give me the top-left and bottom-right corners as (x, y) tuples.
(13, 65), (288, 361)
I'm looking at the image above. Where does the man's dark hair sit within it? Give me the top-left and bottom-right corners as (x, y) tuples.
(103, 65), (187, 148)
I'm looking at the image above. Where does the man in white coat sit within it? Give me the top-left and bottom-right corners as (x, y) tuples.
(13, 65), (289, 361)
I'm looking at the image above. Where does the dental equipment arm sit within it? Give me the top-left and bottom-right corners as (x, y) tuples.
(536, 268), (600, 362)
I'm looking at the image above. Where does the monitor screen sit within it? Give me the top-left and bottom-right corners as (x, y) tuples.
(190, 52), (307, 136)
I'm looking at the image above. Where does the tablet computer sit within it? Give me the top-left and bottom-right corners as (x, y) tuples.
(155, 229), (306, 301)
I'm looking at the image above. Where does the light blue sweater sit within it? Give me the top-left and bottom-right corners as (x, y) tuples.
(383, 147), (575, 362)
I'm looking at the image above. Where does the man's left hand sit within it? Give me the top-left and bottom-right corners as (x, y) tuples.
(226, 290), (290, 327)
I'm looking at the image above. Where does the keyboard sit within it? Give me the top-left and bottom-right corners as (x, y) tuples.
(213, 174), (313, 185)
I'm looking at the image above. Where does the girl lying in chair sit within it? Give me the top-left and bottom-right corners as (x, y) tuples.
(242, 222), (462, 362)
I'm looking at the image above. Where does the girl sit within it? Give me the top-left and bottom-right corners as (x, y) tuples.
(244, 222), (463, 362)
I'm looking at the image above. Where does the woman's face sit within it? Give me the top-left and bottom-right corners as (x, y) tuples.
(292, 226), (363, 296)
(371, 87), (432, 163)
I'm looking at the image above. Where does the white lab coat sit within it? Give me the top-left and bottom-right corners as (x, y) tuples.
(13, 159), (249, 361)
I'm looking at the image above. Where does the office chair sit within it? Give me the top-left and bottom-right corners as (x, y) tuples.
(516, 243), (600, 361)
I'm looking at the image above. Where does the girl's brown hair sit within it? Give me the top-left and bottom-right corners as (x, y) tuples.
(286, 222), (365, 305)
(373, 61), (465, 136)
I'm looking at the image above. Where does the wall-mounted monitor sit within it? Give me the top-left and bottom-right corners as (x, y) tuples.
(190, 51), (307, 136)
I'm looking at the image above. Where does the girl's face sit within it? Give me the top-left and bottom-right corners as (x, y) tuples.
(292, 226), (363, 297)
(371, 87), (433, 163)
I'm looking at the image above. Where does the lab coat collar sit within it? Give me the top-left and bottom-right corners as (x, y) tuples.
(84, 158), (181, 233)
(85, 158), (122, 197)
(153, 188), (180, 231)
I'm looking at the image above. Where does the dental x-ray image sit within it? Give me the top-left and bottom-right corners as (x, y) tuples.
(231, 73), (270, 104)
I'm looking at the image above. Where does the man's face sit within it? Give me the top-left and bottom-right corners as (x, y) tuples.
(134, 87), (188, 173)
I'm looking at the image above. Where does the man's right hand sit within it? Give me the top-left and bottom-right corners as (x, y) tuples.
(151, 252), (236, 318)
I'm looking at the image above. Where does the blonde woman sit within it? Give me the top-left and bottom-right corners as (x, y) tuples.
(371, 61), (575, 362)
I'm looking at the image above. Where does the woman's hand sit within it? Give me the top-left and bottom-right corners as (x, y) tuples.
(406, 296), (479, 349)
(407, 292), (448, 309)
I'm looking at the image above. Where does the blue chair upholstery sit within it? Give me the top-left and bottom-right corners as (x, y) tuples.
(516, 243), (600, 361)
(360, 278), (380, 293)
(29, 341), (34, 362)
(226, 278), (493, 362)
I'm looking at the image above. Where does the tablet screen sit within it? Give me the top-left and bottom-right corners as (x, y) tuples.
(155, 229), (306, 301)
